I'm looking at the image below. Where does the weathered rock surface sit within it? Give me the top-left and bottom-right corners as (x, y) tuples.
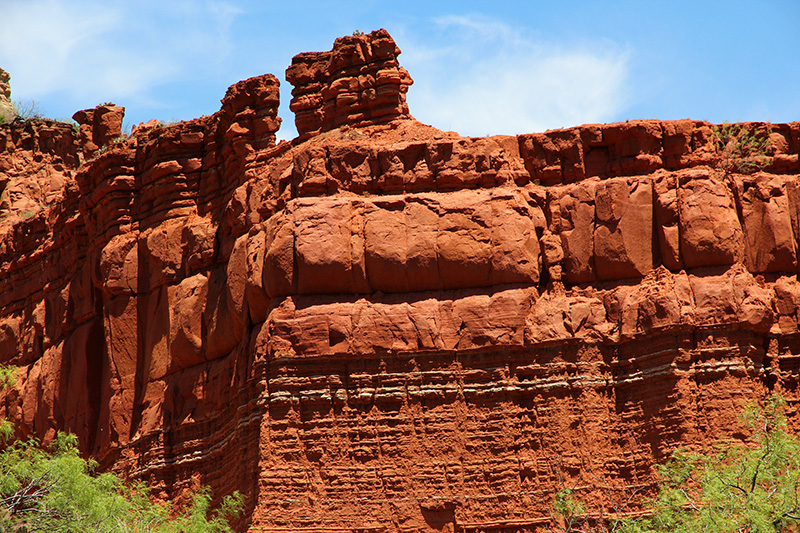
(287, 29), (413, 137)
(2, 30), (800, 533)
(0, 120), (81, 223)
(0, 68), (15, 122)
(72, 103), (125, 158)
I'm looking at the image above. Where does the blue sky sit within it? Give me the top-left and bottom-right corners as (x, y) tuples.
(0, 0), (798, 140)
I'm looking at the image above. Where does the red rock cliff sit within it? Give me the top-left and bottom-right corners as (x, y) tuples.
(2, 29), (800, 533)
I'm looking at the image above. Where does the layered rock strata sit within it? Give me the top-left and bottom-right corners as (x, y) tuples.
(287, 29), (413, 136)
(1, 32), (800, 533)
(0, 118), (81, 221)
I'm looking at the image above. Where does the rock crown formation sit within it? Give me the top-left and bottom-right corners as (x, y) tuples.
(1, 29), (800, 533)
(72, 103), (125, 158)
(286, 28), (413, 136)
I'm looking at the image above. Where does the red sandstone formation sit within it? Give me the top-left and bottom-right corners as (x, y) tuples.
(73, 103), (125, 158)
(0, 118), (80, 221)
(2, 29), (800, 533)
(286, 28), (413, 137)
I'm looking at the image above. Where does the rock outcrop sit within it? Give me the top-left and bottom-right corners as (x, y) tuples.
(72, 103), (126, 158)
(2, 29), (800, 533)
(286, 29), (413, 137)
(0, 68), (15, 122)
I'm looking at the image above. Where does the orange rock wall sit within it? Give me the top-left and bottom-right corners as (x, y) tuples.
(2, 30), (800, 533)
(0, 73), (282, 523)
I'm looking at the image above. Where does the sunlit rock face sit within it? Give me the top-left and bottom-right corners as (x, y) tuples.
(0, 68), (16, 122)
(1, 29), (800, 533)
(286, 28), (413, 137)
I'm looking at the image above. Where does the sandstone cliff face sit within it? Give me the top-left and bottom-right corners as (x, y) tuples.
(2, 29), (800, 533)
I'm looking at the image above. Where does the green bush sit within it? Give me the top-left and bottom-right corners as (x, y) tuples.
(0, 433), (243, 532)
(623, 396), (800, 533)
(551, 395), (800, 533)
(712, 122), (772, 175)
(0, 365), (243, 532)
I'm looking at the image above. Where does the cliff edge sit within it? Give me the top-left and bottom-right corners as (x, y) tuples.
(1, 29), (800, 532)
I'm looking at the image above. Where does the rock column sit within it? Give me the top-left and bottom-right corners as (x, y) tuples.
(0, 67), (17, 122)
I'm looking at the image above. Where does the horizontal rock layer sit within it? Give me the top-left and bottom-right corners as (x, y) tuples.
(2, 110), (800, 532)
(518, 120), (799, 183)
(2, 32), (800, 532)
(252, 326), (785, 532)
(286, 29), (413, 136)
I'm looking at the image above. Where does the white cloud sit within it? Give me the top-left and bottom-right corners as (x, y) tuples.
(0, 1), (119, 96)
(0, 0), (241, 115)
(399, 14), (631, 136)
(0, 6), (630, 138)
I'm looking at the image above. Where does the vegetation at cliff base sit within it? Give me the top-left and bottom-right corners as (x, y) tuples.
(0, 431), (243, 532)
(552, 395), (800, 532)
(0, 365), (242, 532)
(627, 396), (800, 533)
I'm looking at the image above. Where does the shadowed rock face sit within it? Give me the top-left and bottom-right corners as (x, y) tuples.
(2, 30), (800, 533)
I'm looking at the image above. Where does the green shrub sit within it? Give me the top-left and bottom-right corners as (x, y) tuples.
(0, 433), (243, 532)
(623, 395), (800, 533)
(712, 122), (772, 175)
(0, 365), (242, 532)
(551, 395), (800, 533)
